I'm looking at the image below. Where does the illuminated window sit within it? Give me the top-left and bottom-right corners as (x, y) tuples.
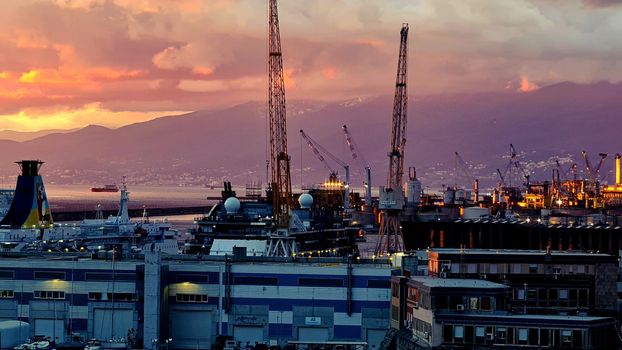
(176, 294), (208, 303)
(0, 290), (13, 298)
(34, 291), (65, 300)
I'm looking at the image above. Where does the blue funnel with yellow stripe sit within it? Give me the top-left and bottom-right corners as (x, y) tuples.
(0, 160), (53, 229)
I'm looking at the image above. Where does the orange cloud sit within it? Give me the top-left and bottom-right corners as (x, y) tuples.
(0, 72), (9, 80)
(192, 66), (214, 76)
(18, 67), (146, 85)
(0, 103), (189, 132)
(284, 68), (296, 89)
(321, 67), (337, 80)
(519, 76), (539, 92)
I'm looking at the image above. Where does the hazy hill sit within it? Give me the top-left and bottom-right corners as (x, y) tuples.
(0, 81), (620, 190)
(0, 128), (78, 142)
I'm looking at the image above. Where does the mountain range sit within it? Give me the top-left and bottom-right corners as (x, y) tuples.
(0, 81), (620, 191)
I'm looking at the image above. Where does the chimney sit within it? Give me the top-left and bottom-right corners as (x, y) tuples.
(616, 153), (621, 186)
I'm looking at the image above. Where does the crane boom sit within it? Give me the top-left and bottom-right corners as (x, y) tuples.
(300, 129), (351, 209)
(267, 0), (293, 229)
(376, 23), (409, 256)
(343, 125), (372, 206)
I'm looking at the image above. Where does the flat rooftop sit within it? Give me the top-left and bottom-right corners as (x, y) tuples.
(429, 248), (612, 258)
(409, 276), (508, 289)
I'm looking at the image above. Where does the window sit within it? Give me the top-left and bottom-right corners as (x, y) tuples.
(176, 274), (209, 283)
(475, 326), (485, 338)
(176, 294), (208, 303)
(0, 290), (13, 298)
(490, 264), (498, 274)
(496, 327), (507, 342)
(562, 330), (572, 344)
(467, 264), (477, 273)
(0, 271), (14, 279)
(469, 297), (479, 310)
(517, 289), (525, 300)
(233, 276), (278, 285)
(560, 289), (569, 300)
(481, 296), (491, 310)
(367, 279), (391, 288)
(85, 272), (136, 281)
(512, 264), (521, 274)
(34, 291), (65, 300)
(528, 264), (538, 273)
(577, 265), (585, 274)
(298, 278), (343, 287)
(34, 271), (65, 280)
(88, 292), (102, 300)
(518, 328), (528, 342)
(391, 284), (399, 298)
(454, 326), (464, 339)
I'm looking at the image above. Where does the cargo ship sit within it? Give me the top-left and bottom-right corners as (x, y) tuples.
(90, 184), (119, 192)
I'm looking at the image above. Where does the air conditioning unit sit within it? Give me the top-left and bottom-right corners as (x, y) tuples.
(440, 272), (447, 278)
(456, 304), (465, 311)
(486, 333), (494, 340)
(480, 274), (487, 279)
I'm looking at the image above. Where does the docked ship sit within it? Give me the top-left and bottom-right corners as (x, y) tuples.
(186, 180), (360, 257)
(90, 184), (119, 192)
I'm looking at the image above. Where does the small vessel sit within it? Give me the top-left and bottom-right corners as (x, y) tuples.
(90, 184), (119, 193)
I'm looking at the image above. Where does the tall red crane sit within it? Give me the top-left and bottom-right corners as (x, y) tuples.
(268, 0), (292, 229)
(376, 23), (409, 256)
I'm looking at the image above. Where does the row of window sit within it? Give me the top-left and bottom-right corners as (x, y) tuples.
(34, 291), (65, 300)
(430, 259), (592, 276)
(515, 287), (590, 307)
(234, 276), (389, 288)
(0, 290), (14, 298)
(0, 270), (137, 282)
(176, 294), (208, 303)
(442, 324), (584, 348)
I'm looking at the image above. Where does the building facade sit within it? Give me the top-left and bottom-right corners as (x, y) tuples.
(0, 252), (394, 349)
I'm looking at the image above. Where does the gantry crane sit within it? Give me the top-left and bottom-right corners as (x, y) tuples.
(376, 23), (409, 256)
(267, 0), (296, 256)
(342, 125), (372, 207)
(300, 129), (351, 210)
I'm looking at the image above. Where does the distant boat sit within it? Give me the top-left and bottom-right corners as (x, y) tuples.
(90, 184), (119, 193)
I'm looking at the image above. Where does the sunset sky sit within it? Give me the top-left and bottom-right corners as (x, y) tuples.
(1, 0), (621, 132)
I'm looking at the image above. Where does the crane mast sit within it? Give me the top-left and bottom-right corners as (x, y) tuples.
(376, 23), (409, 256)
(268, 0), (292, 229)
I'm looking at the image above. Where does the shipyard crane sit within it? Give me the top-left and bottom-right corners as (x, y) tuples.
(581, 151), (607, 183)
(342, 125), (372, 207)
(266, 0), (297, 256)
(500, 144), (530, 189)
(376, 23), (409, 256)
(300, 129), (351, 210)
(454, 151), (479, 203)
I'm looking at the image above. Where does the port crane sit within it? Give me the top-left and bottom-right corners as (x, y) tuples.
(266, 0), (297, 256)
(581, 151), (607, 184)
(299, 129), (351, 210)
(376, 23), (409, 256)
(454, 151), (479, 203)
(342, 125), (372, 207)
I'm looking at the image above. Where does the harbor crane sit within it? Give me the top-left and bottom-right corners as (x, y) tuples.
(299, 129), (351, 210)
(498, 144), (530, 189)
(267, 0), (297, 256)
(376, 23), (409, 256)
(454, 151), (479, 203)
(581, 151), (607, 184)
(342, 125), (372, 207)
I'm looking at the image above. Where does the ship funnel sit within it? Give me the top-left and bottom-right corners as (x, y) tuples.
(0, 160), (53, 229)
(616, 153), (621, 186)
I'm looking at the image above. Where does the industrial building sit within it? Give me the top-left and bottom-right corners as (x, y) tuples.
(0, 251), (394, 349)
